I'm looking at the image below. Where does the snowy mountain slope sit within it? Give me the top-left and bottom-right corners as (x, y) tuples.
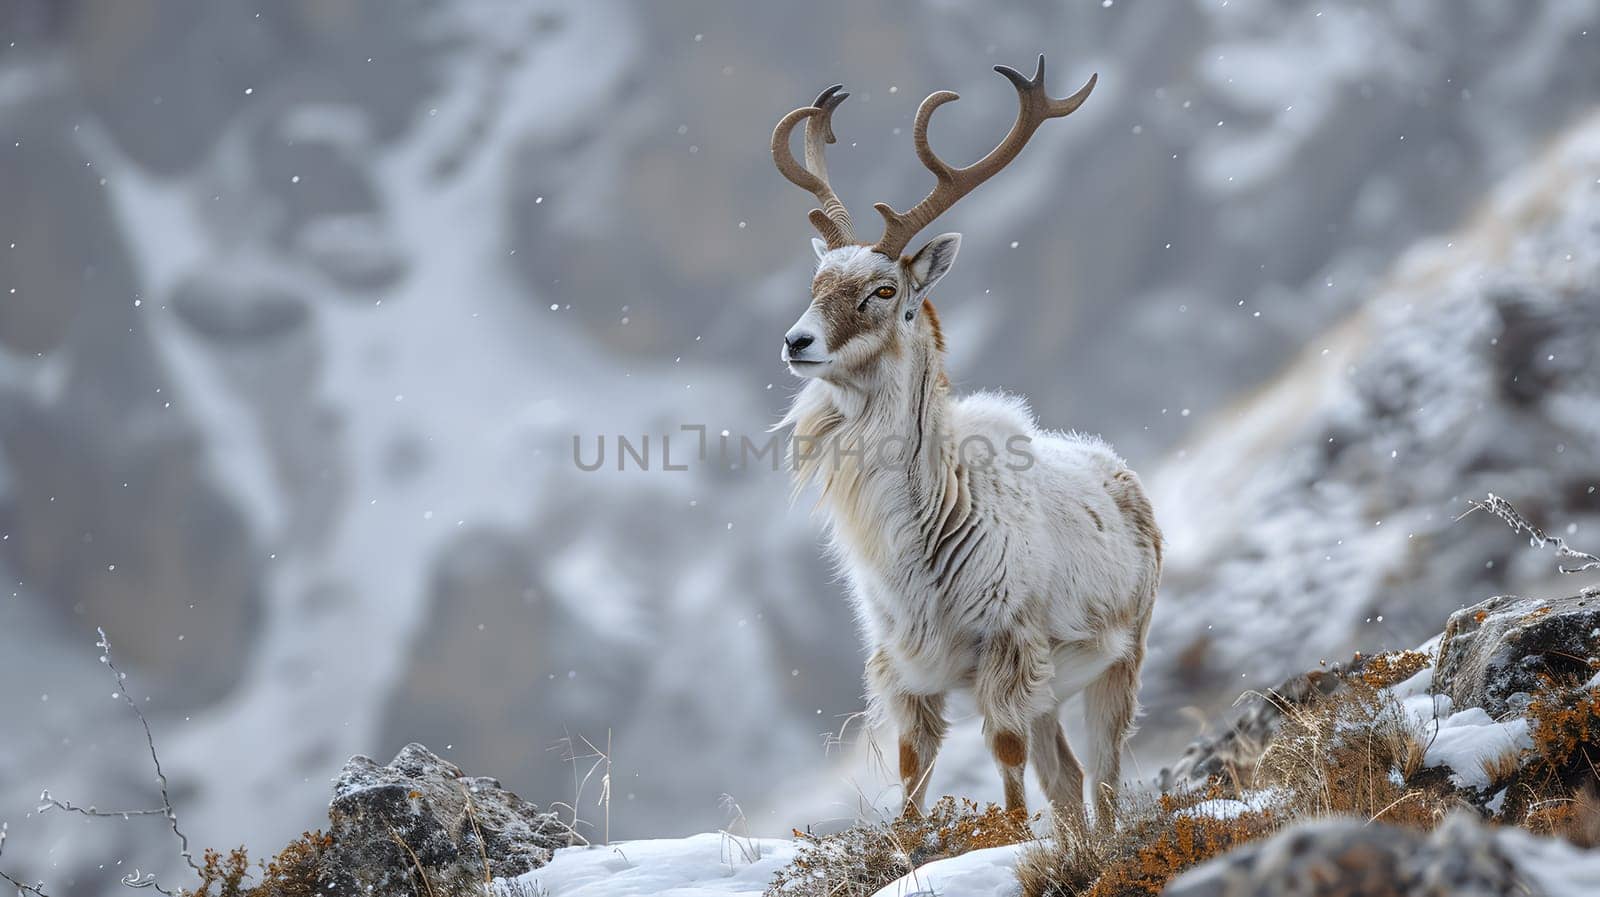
(2, 0), (853, 887)
(1140, 108), (1600, 757)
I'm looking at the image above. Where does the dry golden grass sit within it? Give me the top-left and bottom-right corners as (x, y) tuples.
(1014, 651), (1467, 896)
(1016, 788), (1275, 897)
(767, 797), (1037, 897)
(1522, 782), (1600, 848)
(1479, 748), (1523, 791)
(1254, 670), (1462, 829)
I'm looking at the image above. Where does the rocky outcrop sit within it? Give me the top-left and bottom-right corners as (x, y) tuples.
(1435, 593), (1600, 719)
(321, 743), (572, 895)
(1158, 649), (1426, 792)
(1154, 586), (1600, 895)
(1162, 814), (1561, 897)
(1159, 667), (1343, 791)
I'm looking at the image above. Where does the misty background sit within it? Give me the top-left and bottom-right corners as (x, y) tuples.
(2, 1), (1599, 893)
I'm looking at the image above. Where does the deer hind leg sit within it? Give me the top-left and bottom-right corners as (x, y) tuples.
(1082, 652), (1141, 830)
(868, 650), (947, 818)
(891, 691), (947, 818)
(1028, 712), (1085, 826)
(976, 629), (1054, 816)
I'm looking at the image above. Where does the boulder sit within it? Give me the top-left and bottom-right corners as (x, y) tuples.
(1435, 593), (1600, 719)
(1162, 814), (1525, 897)
(322, 743), (572, 895)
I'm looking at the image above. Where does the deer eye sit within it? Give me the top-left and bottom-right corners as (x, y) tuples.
(875, 285), (897, 298)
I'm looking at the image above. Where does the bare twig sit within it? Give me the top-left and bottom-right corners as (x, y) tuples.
(542, 802), (590, 848)
(821, 710), (869, 757)
(459, 783), (493, 885)
(0, 823), (53, 897)
(117, 870), (176, 895)
(36, 790), (167, 819)
(37, 628), (198, 895)
(1460, 493), (1600, 574)
(549, 730), (613, 847)
(575, 732), (612, 847)
(716, 795), (761, 865)
(386, 824), (438, 897)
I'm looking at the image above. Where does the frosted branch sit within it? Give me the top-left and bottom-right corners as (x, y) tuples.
(1462, 493), (1600, 575)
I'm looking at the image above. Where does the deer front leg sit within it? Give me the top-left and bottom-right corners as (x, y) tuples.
(975, 628), (1055, 816)
(867, 649), (947, 818)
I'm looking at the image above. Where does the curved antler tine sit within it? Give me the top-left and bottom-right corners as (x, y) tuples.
(804, 87), (854, 243)
(772, 106), (825, 193)
(812, 84), (847, 143)
(992, 54), (1041, 93)
(911, 90), (961, 183)
(808, 208), (848, 247)
(772, 87), (856, 248)
(802, 88), (846, 182)
(1052, 71), (1097, 117)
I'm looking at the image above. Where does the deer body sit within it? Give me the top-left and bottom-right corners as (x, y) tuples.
(771, 59), (1161, 826)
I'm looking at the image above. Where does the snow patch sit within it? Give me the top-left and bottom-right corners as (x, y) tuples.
(506, 833), (798, 897)
(1401, 695), (1533, 790)
(868, 842), (1033, 897)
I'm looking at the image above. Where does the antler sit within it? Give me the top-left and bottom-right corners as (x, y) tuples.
(772, 85), (856, 249)
(872, 55), (1096, 258)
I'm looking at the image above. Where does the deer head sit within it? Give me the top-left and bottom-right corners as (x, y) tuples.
(774, 56), (1095, 381)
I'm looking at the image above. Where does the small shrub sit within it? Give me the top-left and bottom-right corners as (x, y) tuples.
(1523, 782), (1600, 848)
(1355, 650), (1431, 690)
(1016, 787), (1276, 897)
(182, 831), (346, 897)
(1254, 668), (1461, 830)
(1527, 684), (1600, 773)
(768, 797), (1035, 896)
(1496, 681), (1600, 826)
(254, 831), (334, 897)
(189, 848), (251, 897)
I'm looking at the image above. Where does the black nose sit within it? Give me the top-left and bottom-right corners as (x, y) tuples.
(785, 333), (815, 354)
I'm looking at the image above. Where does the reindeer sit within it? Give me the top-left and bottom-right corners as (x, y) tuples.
(772, 58), (1161, 828)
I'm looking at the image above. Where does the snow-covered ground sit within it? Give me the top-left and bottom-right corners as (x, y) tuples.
(500, 834), (1033, 897)
(500, 834), (801, 897)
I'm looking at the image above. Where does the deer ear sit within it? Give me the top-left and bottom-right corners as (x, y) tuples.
(811, 237), (830, 261)
(908, 233), (961, 295)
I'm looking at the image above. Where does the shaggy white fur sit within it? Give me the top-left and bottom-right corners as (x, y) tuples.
(779, 238), (1161, 826)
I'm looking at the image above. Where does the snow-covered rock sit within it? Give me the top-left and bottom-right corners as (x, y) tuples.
(1435, 593), (1600, 718)
(1164, 812), (1600, 897)
(325, 743), (571, 895)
